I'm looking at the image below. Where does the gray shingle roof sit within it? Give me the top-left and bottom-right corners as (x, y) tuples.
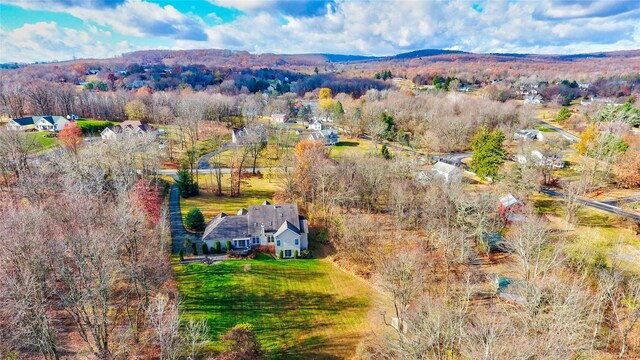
(247, 203), (301, 234)
(202, 213), (249, 241)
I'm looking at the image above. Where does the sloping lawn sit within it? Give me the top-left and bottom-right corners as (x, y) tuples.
(76, 119), (113, 135)
(174, 254), (380, 359)
(27, 132), (59, 152)
(180, 174), (281, 223)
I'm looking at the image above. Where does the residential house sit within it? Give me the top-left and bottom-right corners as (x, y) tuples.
(515, 150), (565, 169)
(309, 120), (324, 131)
(7, 117), (36, 131)
(86, 69), (99, 75)
(524, 94), (543, 104)
(270, 113), (290, 123)
(580, 98), (592, 106)
(101, 120), (157, 141)
(34, 116), (70, 132)
(514, 129), (544, 142)
(201, 202), (308, 258)
(578, 83), (590, 89)
(308, 129), (339, 146)
(431, 161), (463, 183)
(231, 126), (267, 144)
(498, 194), (525, 223)
(8, 116), (70, 132)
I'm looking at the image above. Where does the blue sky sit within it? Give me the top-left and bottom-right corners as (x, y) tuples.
(1, 0), (639, 63)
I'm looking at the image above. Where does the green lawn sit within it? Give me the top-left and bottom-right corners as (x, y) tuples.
(76, 118), (113, 135)
(181, 174), (282, 223)
(27, 132), (59, 152)
(329, 138), (377, 160)
(174, 254), (381, 359)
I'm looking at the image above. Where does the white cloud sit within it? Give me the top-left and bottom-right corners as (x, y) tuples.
(0, 22), (133, 62)
(5, 0), (208, 40)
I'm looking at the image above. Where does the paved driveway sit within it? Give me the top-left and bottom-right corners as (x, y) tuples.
(169, 177), (201, 253)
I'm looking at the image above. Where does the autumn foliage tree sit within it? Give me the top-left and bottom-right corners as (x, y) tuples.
(58, 121), (83, 154)
(615, 150), (640, 188)
(133, 180), (162, 223)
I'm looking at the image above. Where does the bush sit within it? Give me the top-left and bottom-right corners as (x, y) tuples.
(225, 240), (232, 251)
(178, 248), (184, 262)
(278, 250), (284, 259)
(301, 249), (312, 258)
(202, 243), (209, 255)
(293, 250), (298, 259)
(185, 208), (205, 232)
(192, 242), (198, 256)
(214, 241), (221, 254)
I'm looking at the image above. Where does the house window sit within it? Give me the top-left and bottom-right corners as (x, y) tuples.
(284, 250), (292, 258)
(251, 235), (259, 244)
(276, 240), (281, 246)
(295, 238), (299, 245)
(267, 235), (274, 243)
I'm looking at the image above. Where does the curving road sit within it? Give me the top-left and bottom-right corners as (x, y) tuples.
(536, 121), (579, 142)
(541, 188), (640, 222)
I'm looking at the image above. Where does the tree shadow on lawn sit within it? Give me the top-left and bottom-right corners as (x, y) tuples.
(335, 141), (359, 147)
(177, 263), (370, 359)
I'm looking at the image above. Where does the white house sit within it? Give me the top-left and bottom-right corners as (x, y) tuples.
(516, 150), (565, 169)
(7, 117), (36, 131)
(431, 161), (463, 183)
(34, 116), (70, 132)
(514, 129), (544, 142)
(524, 94), (543, 104)
(201, 202), (308, 258)
(8, 116), (69, 132)
(308, 129), (339, 146)
(309, 120), (323, 131)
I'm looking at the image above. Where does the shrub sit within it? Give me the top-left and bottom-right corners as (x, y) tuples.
(214, 241), (222, 254)
(202, 243), (209, 255)
(179, 248), (184, 262)
(293, 250), (298, 259)
(301, 249), (312, 258)
(225, 240), (232, 251)
(278, 250), (284, 259)
(192, 242), (198, 256)
(185, 208), (205, 232)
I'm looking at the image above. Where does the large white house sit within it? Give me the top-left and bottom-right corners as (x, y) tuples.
(202, 202), (308, 258)
(7, 116), (70, 132)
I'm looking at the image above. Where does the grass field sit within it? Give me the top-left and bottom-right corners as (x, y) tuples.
(329, 138), (377, 160)
(174, 253), (382, 359)
(533, 193), (640, 273)
(27, 132), (59, 151)
(181, 174), (282, 223)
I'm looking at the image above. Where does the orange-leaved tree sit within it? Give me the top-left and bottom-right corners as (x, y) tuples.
(58, 121), (83, 154)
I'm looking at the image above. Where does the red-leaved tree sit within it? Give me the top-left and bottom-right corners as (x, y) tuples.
(133, 180), (162, 223)
(58, 121), (83, 154)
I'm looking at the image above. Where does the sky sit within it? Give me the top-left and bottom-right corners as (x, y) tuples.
(0, 0), (639, 63)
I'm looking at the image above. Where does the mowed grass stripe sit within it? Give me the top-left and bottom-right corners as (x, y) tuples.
(173, 256), (378, 359)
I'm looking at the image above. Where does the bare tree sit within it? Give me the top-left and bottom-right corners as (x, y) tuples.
(148, 294), (182, 360)
(183, 318), (209, 360)
(505, 215), (560, 281)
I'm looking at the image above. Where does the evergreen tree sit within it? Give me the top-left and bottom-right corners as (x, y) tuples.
(470, 126), (507, 182)
(185, 208), (205, 232)
(332, 101), (344, 121)
(176, 163), (199, 198)
(381, 144), (392, 160)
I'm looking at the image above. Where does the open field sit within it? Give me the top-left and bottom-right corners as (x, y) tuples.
(180, 174), (282, 223)
(76, 118), (113, 135)
(533, 193), (640, 273)
(174, 253), (383, 359)
(329, 138), (377, 160)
